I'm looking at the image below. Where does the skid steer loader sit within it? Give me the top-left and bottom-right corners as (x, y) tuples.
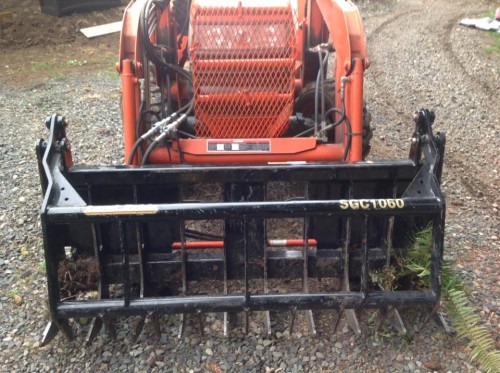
(37, 0), (446, 345)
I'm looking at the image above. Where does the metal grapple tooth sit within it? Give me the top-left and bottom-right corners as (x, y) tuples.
(435, 312), (452, 334)
(41, 321), (60, 346)
(244, 312), (250, 335)
(150, 313), (161, 339)
(223, 312), (229, 337)
(289, 309), (296, 334)
(391, 309), (407, 335)
(332, 309), (342, 333)
(419, 305), (452, 334)
(130, 317), (146, 344)
(374, 310), (386, 332)
(223, 312), (239, 337)
(305, 310), (316, 336)
(85, 317), (104, 345)
(288, 309), (316, 335)
(264, 311), (272, 337)
(103, 316), (117, 340)
(375, 308), (407, 335)
(178, 312), (205, 339)
(345, 309), (362, 335)
(178, 314), (187, 339)
(58, 319), (74, 342)
(198, 312), (205, 337)
(40, 319), (73, 346)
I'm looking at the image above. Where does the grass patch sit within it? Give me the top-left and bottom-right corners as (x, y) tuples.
(31, 61), (58, 72)
(7, 288), (20, 299)
(482, 11), (495, 18)
(484, 32), (500, 55)
(479, 11), (500, 55)
(29, 55), (118, 79)
(39, 261), (46, 274)
(31, 59), (87, 72)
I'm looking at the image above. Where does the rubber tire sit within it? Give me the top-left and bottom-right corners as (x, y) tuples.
(294, 79), (373, 159)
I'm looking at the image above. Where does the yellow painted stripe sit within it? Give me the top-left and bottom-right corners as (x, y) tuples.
(83, 205), (159, 216)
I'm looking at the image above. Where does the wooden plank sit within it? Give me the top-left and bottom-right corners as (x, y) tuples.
(80, 21), (122, 39)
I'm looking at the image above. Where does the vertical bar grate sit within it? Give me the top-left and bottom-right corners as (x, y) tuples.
(119, 221), (131, 307)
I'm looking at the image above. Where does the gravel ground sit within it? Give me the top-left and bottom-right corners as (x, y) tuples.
(0, 0), (499, 372)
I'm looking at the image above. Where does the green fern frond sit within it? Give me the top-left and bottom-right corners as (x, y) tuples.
(403, 227), (500, 373)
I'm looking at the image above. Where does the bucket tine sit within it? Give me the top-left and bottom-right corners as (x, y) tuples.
(345, 309), (361, 335)
(289, 308), (296, 333)
(341, 185), (362, 335)
(390, 309), (407, 335)
(41, 321), (60, 346)
(301, 212), (315, 335)
(41, 319), (73, 345)
(264, 311), (272, 337)
(118, 221), (131, 307)
(150, 313), (161, 339)
(198, 311), (205, 337)
(419, 303), (439, 329)
(178, 314), (187, 339)
(88, 206), (109, 344)
(243, 217), (249, 336)
(244, 312), (250, 335)
(360, 215), (369, 295)
(435, 312), (452, 334)
(375, 308), (406, 335)
(178, 313), (204, 339)
(223, 312), (230, 337)
(103, 316), (117, 340)
(223, 218), (230, 337)
(263, 218), (271, 336)
(178, 218), (188, 339)
(371, 186), (407, 335)
(85, 317), (103, 345)
(420, 304), (452, 334)
(131, 316), (146, 344)
(374, 309), (387, 332)
(59, 319), (74, 341)
(332, 309), (342, 333)
(133, 186), (145, 300)
(306, 311), (317, 336)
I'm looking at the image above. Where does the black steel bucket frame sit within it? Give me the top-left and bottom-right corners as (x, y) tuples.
(36, 109), (445, 343)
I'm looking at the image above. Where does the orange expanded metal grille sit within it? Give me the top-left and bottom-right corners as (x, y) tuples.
(191, 2), (297, 138)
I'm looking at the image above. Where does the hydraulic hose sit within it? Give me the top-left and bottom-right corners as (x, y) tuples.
(139, 0), (193, 83)
(342, 115), (352, 162)
(314, 49), (329, 131)
(127, 99), (191, 165)
(141, 98), (195, 165)
(314, 76), (352, 161)
(135, 101), (145, 159)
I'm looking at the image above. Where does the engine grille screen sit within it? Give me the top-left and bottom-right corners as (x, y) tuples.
(191, 2), (297, 138)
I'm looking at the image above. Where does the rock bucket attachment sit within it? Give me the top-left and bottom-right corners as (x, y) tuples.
(37, 110), (445, 345)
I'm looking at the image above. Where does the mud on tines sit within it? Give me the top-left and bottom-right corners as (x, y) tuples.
(36, 0), (446, 345)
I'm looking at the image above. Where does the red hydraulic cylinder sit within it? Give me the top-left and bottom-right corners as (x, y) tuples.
(347, 59), (365, 162)
(121, 59), (138, 165)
